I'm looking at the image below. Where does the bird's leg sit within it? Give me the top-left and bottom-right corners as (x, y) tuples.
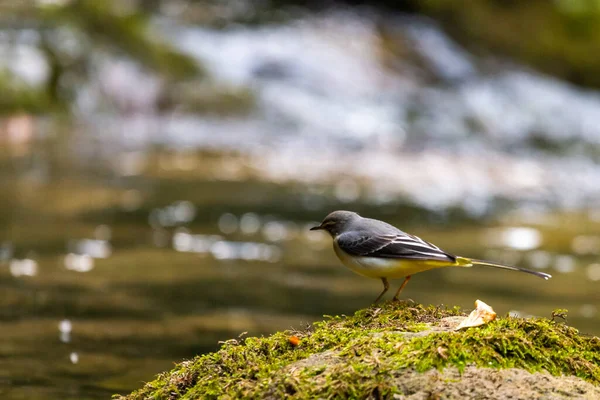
(373, 277), (389, 304)
(392, 275), (411, 301)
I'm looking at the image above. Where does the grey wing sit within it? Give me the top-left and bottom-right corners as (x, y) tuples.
(337, 231), (455, 262)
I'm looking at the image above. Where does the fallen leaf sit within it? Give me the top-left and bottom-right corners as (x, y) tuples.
(456, 299), (497, 330)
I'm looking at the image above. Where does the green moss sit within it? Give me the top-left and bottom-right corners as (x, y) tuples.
(116, 302), (600, 399)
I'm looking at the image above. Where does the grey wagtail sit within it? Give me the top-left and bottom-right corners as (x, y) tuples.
(310, 210), (552, 303)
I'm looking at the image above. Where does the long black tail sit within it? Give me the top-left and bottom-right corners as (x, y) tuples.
(459, 257), (552, 280)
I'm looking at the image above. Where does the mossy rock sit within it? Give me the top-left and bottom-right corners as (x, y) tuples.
(116, 302), (600, 399)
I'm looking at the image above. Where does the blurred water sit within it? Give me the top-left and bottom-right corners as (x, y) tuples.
(60, 12), (600, 216)
(0, 10), (599, 400)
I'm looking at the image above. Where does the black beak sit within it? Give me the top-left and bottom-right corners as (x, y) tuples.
(310, 225), (323, 231)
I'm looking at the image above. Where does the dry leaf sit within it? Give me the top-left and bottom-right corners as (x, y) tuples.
(456, 299), (497, 330)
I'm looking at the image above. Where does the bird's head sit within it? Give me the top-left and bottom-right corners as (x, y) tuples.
(310, 210), (360, 237)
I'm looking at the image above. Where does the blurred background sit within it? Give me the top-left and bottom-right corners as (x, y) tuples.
(1, 0), (600, 398)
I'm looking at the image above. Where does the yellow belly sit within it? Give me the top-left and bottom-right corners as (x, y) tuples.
(333, 241), (453, 279)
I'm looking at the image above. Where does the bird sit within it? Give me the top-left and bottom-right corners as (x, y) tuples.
(310, 210), (551, 303)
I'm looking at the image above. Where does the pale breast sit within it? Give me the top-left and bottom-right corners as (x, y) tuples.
(332, 240), (445, 279)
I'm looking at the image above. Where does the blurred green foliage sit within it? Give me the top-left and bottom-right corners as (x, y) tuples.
(414, 0), (600, 88)
(0, 0), (201, 114)
(0, 71), (51, 115)
(44, 1), (200, 80)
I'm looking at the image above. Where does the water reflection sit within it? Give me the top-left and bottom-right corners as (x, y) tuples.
(172, 229), (282, 263)
(572, 235), (600, 254)
(172, 230), (221, 253)
(59, 319), (72, 343)
(586, 263), (600, 281)
(217, 213), (238, 234)
(580, 304), (598, 319)
(64, 253), (94, 272)
(526, 250), (553, 270)
(69, 239), (112, 259)
(9, 258), (38, 277)
(483, 227), (542, 251)
(239, 212), (261, 234)
(554, 255), (576, 274)
(150, 201), (197, 227)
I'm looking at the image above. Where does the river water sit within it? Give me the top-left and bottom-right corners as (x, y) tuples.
(1, 10), (599, 399)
